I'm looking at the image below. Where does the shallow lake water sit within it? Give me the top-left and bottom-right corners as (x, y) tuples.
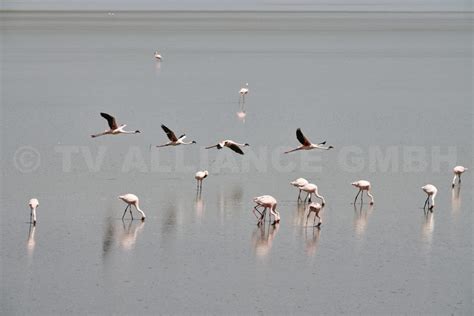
(1, 11), (472, 314)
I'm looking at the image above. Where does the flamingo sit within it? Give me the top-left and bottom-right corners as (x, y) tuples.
(205, 140), (249, 155)
(91, 113), (140, 138)
(28, 198), (39, 226)
(352, 180), (374, 205)
(252, 195), (280, 226)
(284, 128), (334, 153)
(306, 202), (323, 227)
(119, 194), (146, 221)
(195, 170), (208, 190)
(421, 184), (437, 211)
(154, 51), (162, 60)
(300, 183), (326, 205)
(239, 83), (249, 103)
(156, 124), (196, 147)
(290, 177), (309, 201)
(452, 166), (467, 187)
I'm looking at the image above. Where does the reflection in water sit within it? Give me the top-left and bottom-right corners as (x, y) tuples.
(421, 211), (434, 245)
(305, 226), (321, 257)
(195, 191), (205, 219)
(236, 111), (246, 123)
(292, 202), (307, 227)
(102, 216), (116, 258)
(353, 203), (374, 237)
(218, 185), (243, 222)
(27, 224), (36, 258)
(451, 185), (462, 213)
(251, 223), (280, 259)
(155, 60), (161, 75)
(120, 220), (145, 251)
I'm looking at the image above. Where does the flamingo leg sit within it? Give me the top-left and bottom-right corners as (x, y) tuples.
(306, 211), (312, 226)
(129, 205), (134, 220)
(423, 196), (429, 209)
(297, 190), (302, 201)
(354, 189), (361, 204)
(308, 193), (312, 203)
(304, 192), (310, 202)
(122, 205), (130, 219)
(253, 206), (263, 219)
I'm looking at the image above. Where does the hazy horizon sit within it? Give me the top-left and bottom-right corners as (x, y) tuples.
(1, 0), (471, 11)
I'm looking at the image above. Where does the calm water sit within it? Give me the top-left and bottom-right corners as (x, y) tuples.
(1, 11), (472, 314)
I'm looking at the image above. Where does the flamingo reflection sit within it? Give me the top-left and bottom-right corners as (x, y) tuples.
(27, 224), (36, 257)
(120, 220), (145, 251)
(451, 184), (461, 213)
(251, 222), (280, 258)
(195, 190), (205, 219)
(421, 210), (434, 245)
(305, 226), (321, 257)
(353, 203), (374, 237)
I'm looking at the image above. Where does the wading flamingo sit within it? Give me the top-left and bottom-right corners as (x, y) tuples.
(421, 184), (437, 211)
(306, 202), (323, 227)
(195, 170), (208, 190)
(352, 180), (374, 205)
(452, 166), (467, 187)
(284, 128), (333, 153)
(156, 124), (196, 147)
(290, 178), (309, 201)
(205, 140), (249, 155)
(119, 194), (146, 221)
(28, 198), (39, 226)
(239, 83), (249, 103)
(300, 183), (326, 205)
(91, 113), (140, 138)
(252, 195), (280, 226)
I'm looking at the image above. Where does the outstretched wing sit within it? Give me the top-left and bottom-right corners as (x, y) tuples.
(100, 112), (118, 130)
(296, 128), (311, 146)
(161, 124), (178, 142)
(227, 143), (244, 155)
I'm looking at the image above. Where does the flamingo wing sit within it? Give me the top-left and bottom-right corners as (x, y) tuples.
(296, 128), (311, 146)
(227, 143), (244, 155)
(100, 112), (118, 130)
(161, 124), (178, 142)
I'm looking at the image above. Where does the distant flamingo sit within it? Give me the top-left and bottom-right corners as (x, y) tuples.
(205, 140), (249, 155)
(306, 202), (323, 227)
(28, 198), (39, 226)
(284, 128), (333, 153)
(119, 194), (146, 221)
(452, 166), (467, 187)
(239, 83), (249, 103)
(290, 177), (309, 201)
(195, 170), (209, 190)
(91, 113), (140, 138)
(352, 180), (374, 205)
(156, 124), (196, 147)
(300, 183), (326, 205)
(421, 184), (437, 211)
(154, 51), (162, 60)
(252, 195), (280, 226)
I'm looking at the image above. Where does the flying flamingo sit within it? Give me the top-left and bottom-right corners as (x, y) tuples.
(156, 124), (196, 147)
(28, 198), (39, 226)
(205, 140), (249, 155)
(452, 166), (467, 187)
(91, 112), (140, 138)
(351, 180), (374, 205)
(239, 83), (249, 103)
(284, 128), (334, 153)
(195, 170), (208, 190)
(421, 184), (437, 211)
(306, 202), (323, 227)
(290, 177), (309, 201)
(252, 195), (280, 226)
(300, 183), (326, 205)
(119, 194), (146, 221)
(154, 51), (162, 60)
